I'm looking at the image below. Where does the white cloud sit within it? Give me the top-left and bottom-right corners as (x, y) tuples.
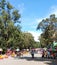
(28, 31), (42, 42)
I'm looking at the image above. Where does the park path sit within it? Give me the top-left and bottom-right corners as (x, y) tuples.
(0, 53), (57, 65)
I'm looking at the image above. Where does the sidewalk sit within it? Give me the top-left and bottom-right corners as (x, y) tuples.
(0, 53), (56, 65)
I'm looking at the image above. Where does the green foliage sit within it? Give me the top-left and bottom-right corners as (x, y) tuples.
(18, 32), (37, 49)
(0, 0), (21, 51)
(7, 2), (13, 9)
(0, 0), (39, 52)
(37, 14), (57, 47)
(12, 10), (21, 23)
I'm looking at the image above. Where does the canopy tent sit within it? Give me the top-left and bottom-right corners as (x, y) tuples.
(0, 48), (3, 51)
(53, 42), (57, 47)
(47, 42), (57, 52)
(16, 48), (20, 52)
(43, 47), (47, 51)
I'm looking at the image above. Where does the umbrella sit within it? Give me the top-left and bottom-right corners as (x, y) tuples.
(0, 48), (3, 51)
(16, 48), (20, 51)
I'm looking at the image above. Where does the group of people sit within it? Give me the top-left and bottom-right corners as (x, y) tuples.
(42, 50), (51, 58)
(30, 49), (51, 59)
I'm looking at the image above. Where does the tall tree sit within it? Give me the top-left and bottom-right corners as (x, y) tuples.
(37, 14), (57, 47)
(18, 32), (37, 49)
(0, 0), (21, 50)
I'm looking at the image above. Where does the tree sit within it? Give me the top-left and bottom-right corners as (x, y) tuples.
(18, 32), (38, 49)
(0, 0), (21, 51)
(37, 14), (57, 47)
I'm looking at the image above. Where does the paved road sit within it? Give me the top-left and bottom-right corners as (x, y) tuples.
(0, 53), (57, 65)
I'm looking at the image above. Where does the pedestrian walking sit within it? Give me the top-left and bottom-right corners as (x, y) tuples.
(30, 49), (35, 58)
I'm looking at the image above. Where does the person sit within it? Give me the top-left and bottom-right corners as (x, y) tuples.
(30, 49), (35, 58)
(47, 51), (50, 58)
(42, 50), (45, 58)
(44, 51), (48, 57)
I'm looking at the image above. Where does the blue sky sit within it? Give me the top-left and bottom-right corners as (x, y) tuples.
(6, 0), (57, 41)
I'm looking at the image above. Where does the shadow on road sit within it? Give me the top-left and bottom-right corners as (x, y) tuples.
(14, 55), (57, 65)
